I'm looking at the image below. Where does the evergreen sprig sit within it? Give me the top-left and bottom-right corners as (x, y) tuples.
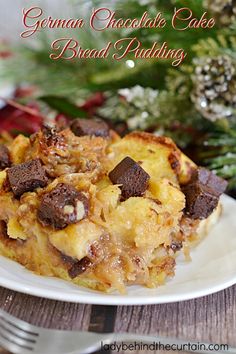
(199, 125), (236, 188)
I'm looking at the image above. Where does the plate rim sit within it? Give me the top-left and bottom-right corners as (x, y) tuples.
(0, 270), (235, 305)
(0, 194), (235, 305)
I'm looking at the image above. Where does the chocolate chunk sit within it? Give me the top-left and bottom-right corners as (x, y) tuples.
(71, 118), (109, 137)
(108, 156), (150, 200)
(183, 183), (219, 219)
(0, 145), (11, 170)
(7, 159), (48, 198)
(182, 168), (227, 220)
(37, 183), (89, 230)
(60, 252), (77, 266)
(190, 168), (228, 197)
(59, 251), (92, 278)
(68, 256), (92, 279)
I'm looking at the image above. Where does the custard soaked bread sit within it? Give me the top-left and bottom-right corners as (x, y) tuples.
(0, 120), (227, 293)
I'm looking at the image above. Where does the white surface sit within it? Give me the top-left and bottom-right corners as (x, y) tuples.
(0, 0), (75, 42)
(0, 0), (111, 42)
(0, 194), (236, 305)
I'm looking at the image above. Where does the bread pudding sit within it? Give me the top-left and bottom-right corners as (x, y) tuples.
(0, 120), (227, 293)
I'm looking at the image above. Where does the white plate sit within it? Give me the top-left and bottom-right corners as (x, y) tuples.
(0, 194), (236, 305)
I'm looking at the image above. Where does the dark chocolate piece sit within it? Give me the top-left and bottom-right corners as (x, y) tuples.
(60, 253), (77, 266)
(108, 156), (150, 200)
(68, 256), (92, 279)
(71, 118), (109, 137)
(182, 183), (219, 219)
(7, 159), (48, 198)
(190, 168), (228, 197)
(37, 183), (89, 230)
(182, 168), (227, 220)
(0, 144), (11, 170)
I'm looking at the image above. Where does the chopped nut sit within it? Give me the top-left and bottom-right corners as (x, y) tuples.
(76, 200), (86, 221)
(63, 205), (75, 215)
(19, 204), (28, 212)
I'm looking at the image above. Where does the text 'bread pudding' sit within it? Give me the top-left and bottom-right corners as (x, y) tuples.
(0, 119), (227, 293)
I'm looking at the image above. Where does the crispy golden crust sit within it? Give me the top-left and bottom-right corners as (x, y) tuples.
(127, 131), (178, 149)
(125, 131), (182, 176)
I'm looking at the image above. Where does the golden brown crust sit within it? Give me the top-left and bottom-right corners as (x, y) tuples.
(123, 131), (184, 178)
(126, 131), (178, 150)
(168, 151), (181, 175)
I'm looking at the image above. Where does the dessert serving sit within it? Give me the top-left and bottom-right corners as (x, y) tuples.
(0, 119), (227, 293)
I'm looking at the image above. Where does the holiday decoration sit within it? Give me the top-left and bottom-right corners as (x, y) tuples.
(191, 55), (236, 122)
(99, 86), (160, 131)
(0, 101), (43, 136)
(0, 0), (236, 189)
(205, 0), (236, 26)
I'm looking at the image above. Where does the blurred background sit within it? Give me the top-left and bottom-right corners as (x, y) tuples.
(0, 0), (235, 191)
(0, 0), (75, 41)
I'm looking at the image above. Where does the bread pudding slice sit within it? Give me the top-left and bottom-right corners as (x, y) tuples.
(0, 121), (227, 293)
